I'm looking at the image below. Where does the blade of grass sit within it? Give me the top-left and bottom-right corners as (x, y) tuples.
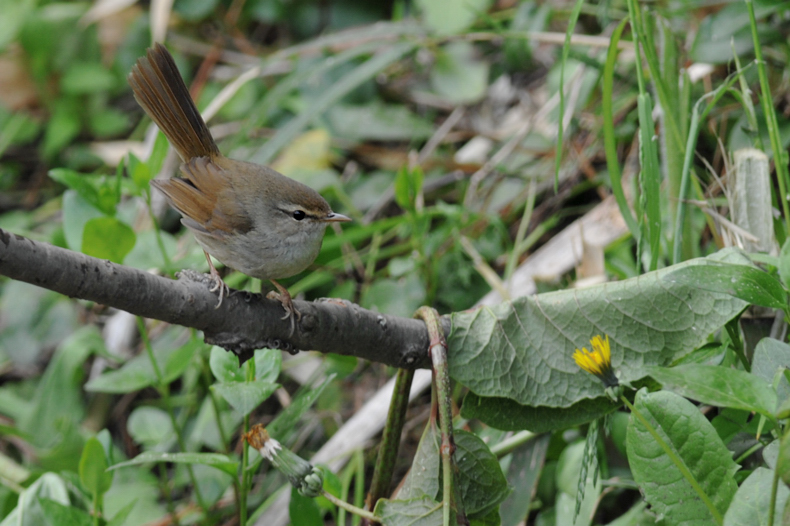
(629, 4), (684, 154)
(672, 69), (746, 264)
(504, 177), (537, 281)
(745, 0), (790, 234)
(601, 16), (639, 237)
(636, 92), (661, 272)
(625, 0), (654, 272)
(659, 18), (688, 252)
(732, 42), (760, 147)
(553, 0), (585, 192)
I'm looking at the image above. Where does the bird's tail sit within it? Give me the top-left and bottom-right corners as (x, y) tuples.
(128, 43), (219, 161)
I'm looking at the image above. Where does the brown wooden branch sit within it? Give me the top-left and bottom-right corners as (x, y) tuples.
(0, 228), (442, 367)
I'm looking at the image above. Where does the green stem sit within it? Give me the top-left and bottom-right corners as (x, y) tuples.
(157, 463), (180, 526)
(239, 356), (256, 525)
(490, 430), (536, 458)
(414, 306), (462, 526)
(338, 458), (353, 526)
(136, 317), (209, 517)
(769, 463), (779, 526)
(322, 489), (379, 523)
(768, 423), (790, 526)
(366, 368), (414, 510)
(354, 449), (366, 526)
(92, 493), (99, 526)
(239, 358), (255, 526)
(621, 395), (723, 525)
(733, 441), (765, 464)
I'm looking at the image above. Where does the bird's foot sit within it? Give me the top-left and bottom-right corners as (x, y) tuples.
(204, 251), (229, 308)
(267, 280), (301, 336)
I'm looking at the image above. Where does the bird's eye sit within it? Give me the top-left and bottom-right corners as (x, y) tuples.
(292, 210), (306, 221)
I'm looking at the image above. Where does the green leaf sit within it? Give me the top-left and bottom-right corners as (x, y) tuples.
(289, 488), (323, 526)
(0, 472), (70, 526)
(253, 348), (282, 383)
(37, 420), (85, 473)
(752, 338), (790, 406)
(87, 334), (200, 394)
(647, 364), (777, 419)
(79, 437), (113, 497)
(398, 423), (441, 501)
(0, 0), (35, 50)
(127, 407), (174, 448)
(723, 467), (789, 526)
(212, 380), (279, 416)
(454, 430), (511, 516)
(82, 216), (136, 264)
(461, 393), (618, 432)
(626, 389), (739, 525)
(429, 41), (489, 103)
(50, 169), (119, 215)
(163, 339), (200, 383)
(374, 496), (443, 525)
(415, 0), (492, 35)
(110, 451), (238, 477)
(396, 424), (509, 518)
(18, 327), (102, 446)
(499, 435), (550, 526)
(89, 107), (131, 138)
(61, 62), (117, 94)
(39, 498), (93, 526)
(126, 153), (151, 190)
(61, 190), (104, 251)
(210, 346), (243, 383)
(84, 359), (157, 393)
(555, 440), (600, 526)
(43, 98), (81, 159)
(393, 165), (425, 213)
(105, 500), (137, 526)
(449, 252), (747, 409)
(664, 260), (787, 310)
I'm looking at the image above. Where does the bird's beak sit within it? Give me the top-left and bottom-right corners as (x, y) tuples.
(323, 212), (352, 223)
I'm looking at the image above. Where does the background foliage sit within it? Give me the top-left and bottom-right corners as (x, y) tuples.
(1, 0), (790, 525)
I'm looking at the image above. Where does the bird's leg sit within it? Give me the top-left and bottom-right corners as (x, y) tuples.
(267, 279), (301, 336)
(204, 251), (229, 308)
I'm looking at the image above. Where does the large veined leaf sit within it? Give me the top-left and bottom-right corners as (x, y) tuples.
(627, 389), (739, 525)
(449, 251), (748, 409)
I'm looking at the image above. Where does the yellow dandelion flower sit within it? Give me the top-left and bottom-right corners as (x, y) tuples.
(573, 334), (618, 387)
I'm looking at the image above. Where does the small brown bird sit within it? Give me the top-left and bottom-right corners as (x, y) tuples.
(128, 43), (350, 332)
